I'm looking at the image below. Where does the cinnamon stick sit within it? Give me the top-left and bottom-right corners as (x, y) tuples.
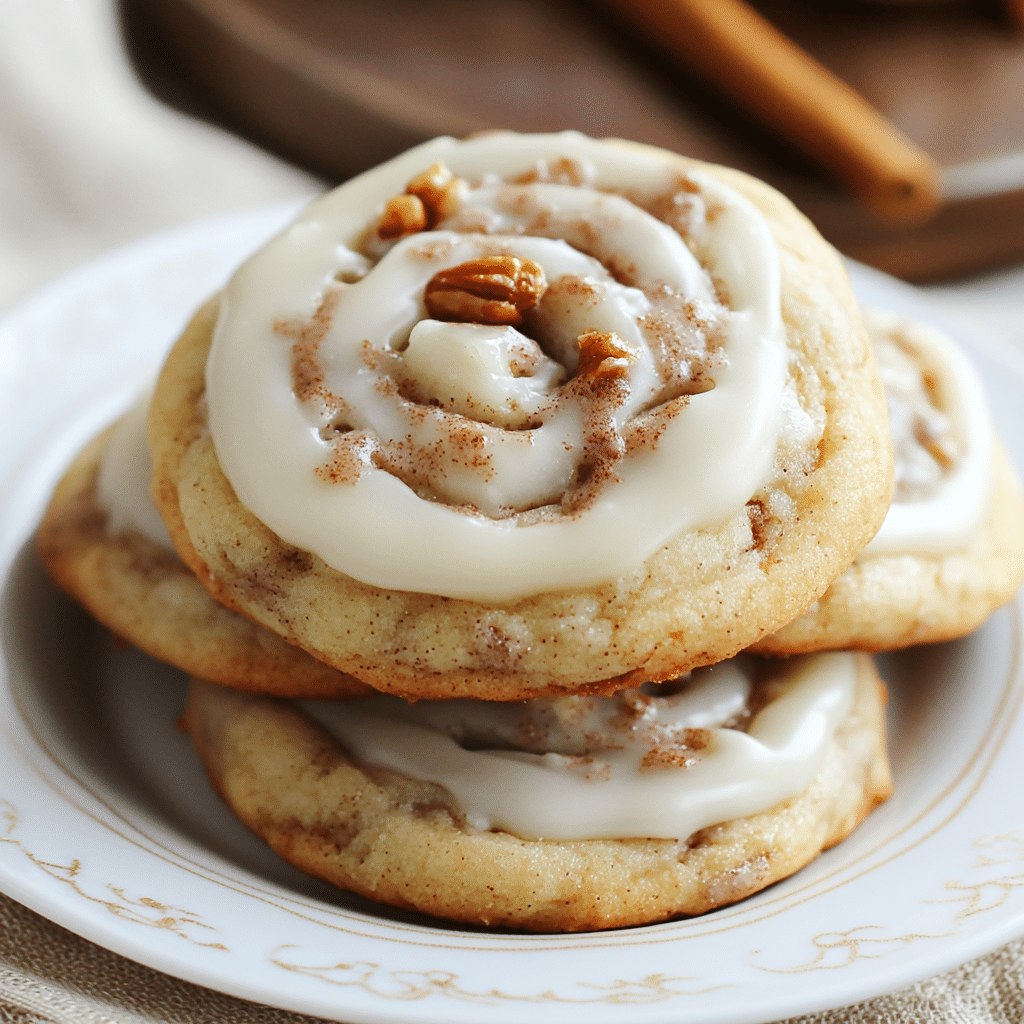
(1005, 0), (1024, 29)
(604, 0), (942, 225)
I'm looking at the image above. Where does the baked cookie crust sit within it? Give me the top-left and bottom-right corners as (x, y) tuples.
(182, 653), (891, 932)
(150, 149), (893, 701)
(37, 423), (371, 698)
(754, 440), (1024, 654)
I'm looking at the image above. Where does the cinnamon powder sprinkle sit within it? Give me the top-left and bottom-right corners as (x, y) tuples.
(279, 287), (344, 409)
(639, 729), (712, 772)
(283, 165), (735, 521)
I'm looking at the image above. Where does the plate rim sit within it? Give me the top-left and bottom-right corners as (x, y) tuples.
(1, 210), (1023, 1024)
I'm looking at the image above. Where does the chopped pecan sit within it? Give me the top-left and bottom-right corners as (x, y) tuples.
(424, 255), (548, 326)
(377, 162), (467, 240)
(377, 194), (428, 239)
(576, 330), (633, 383)
(406, 162), (467, 226)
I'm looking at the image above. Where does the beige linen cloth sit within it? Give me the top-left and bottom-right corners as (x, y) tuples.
(2, 1), (1023, 1022)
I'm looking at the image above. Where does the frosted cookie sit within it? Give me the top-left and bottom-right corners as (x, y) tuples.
(37, 400), (371, 698)
(182, 651), (892, 932)
(755, 311), (1024, 655)
(150, 132), (893, 700)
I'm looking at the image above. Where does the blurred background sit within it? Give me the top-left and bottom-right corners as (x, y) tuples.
(2, 0), (1023, 314)
(119, 0), (1024, 281)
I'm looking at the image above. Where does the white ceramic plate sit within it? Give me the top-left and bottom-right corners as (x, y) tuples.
(1, 207), (1023, 1024)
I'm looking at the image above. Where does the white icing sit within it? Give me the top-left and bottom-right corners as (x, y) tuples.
(95, 392), (174, 550)
(207, 132), (788, 600)
(862, 310), (994, 556)
(304, 651), (857, 842)
(402, 320), (565, 430)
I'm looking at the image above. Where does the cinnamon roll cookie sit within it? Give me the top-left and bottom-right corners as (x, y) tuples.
(150, 132), (893, 700)
(182, 650), (891, 932)
(37, 392), (370, 698)
(755, 311), (1024, 655)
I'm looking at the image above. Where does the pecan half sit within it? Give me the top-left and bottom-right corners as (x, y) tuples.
(424, 255), (548, 326)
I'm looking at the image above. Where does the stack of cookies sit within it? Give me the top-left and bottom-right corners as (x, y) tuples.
(38, 133), (1024, 932)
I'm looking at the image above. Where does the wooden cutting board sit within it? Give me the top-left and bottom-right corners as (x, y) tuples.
(123, 0), (1024, 282)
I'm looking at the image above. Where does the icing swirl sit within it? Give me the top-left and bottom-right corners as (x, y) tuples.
(96, 391), (174, 550)
(862, 310), (994, 556)
(306, 651), (857, 841)
(207, 133), (788, 600)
